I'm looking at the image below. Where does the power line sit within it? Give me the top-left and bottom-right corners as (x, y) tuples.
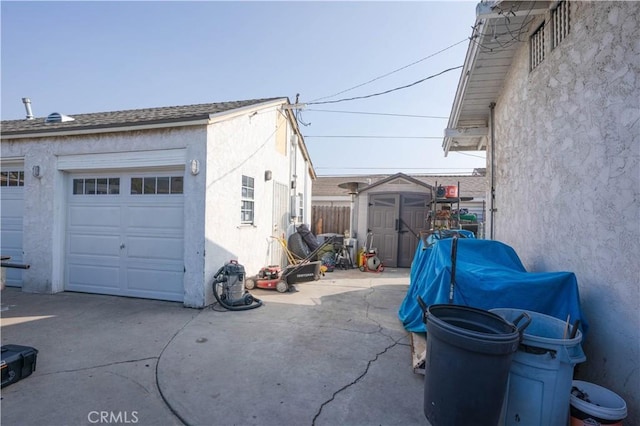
(315, 167), (478, 170)
(452, 151), (487, 159)
(305, 109), (448, 119)
(305, 135), (443, 139)
(309, 38), (469, 103)
(306, 66), (463, 106)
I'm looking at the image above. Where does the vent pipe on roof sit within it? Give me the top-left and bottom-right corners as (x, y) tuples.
(22, 98), (34, 120)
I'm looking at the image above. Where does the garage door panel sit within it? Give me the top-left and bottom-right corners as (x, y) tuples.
(69, 205), (120, 228)
(67, 264), (120, 289)
(68, 234), (121, 256)
(1, 182), (24, 287)
(1, 229), (22, 251)
(125, 205), (183, 231)
(127, 266), (183, 301)
(1, 198), (23, 216)
(126, 236), (184, 260)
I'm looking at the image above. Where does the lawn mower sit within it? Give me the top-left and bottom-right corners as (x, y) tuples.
(245, 262), (321, 293)
(359, 232), (384, 273)
(245, 234), (336, 293)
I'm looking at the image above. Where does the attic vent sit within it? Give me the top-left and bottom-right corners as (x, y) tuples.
(45, 112), (75, 123)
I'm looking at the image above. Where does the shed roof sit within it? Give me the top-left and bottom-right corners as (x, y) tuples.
(313, 173), (487, 199)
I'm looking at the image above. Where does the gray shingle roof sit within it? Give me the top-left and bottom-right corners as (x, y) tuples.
(1, 98), (284, 136)
(313, 174), (487, 198)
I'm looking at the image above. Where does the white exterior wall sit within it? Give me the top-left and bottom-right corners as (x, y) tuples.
(1, 104), (314, 309)
(491, 2), (639, 421)
(0, 127), (207, 306)
(203, 107), (310, 305)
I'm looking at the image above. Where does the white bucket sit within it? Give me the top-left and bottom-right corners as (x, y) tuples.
(570, 380), (627, 426)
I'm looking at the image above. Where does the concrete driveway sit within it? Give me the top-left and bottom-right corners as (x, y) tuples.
(1, 268), (426, 426)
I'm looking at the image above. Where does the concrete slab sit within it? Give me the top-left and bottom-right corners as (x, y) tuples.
(1, 268), (427, 425)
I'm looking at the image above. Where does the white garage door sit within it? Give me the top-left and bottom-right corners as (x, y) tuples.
(66, 171), (185, 301)
(0, 169), (25, 287)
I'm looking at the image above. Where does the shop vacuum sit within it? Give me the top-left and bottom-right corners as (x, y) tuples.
(212, 260), (262, 311)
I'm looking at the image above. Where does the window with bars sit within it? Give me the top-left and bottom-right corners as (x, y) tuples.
(0, 171), (24, 187)
(241, 175), (255, 224)
(530, 22), (545, 70)
(552, 1), (570, 49)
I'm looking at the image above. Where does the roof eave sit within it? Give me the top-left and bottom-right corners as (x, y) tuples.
(442, 1), (550, 156)
(443, 18), (485, 157)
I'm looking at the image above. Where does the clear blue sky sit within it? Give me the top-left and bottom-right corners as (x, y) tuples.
(1, 1), (485, 176)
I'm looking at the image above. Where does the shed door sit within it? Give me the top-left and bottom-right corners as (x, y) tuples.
(66, 172), (185, 301)
(368, 193), (428, 268)
(0, 168), (25, 287)
(398, 195), (428, 268)
(368, 194), (399, 267)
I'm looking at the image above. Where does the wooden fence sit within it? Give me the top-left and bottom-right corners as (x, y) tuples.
(311, 206), (350, 235)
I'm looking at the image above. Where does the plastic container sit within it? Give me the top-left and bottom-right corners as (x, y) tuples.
(570, 380), (627, 426)
(421, 303), (529, 426)
(444, 185), (458, 198)
(1, 344), (39, 388)
(491, 308), (586, 426)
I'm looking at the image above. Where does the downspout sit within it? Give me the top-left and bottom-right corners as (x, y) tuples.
(489, 102), (496, 240)
(290, 133), (298, 222)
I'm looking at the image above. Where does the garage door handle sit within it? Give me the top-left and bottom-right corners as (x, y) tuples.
(120, 243), (125, 249)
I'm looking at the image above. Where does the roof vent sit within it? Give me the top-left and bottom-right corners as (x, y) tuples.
(22, 98), (34, 120)
(45, 112), (75, 123)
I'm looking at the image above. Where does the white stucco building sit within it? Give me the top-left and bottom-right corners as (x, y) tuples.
(1, 97), (315, 308)
(444, 1), (639, 422)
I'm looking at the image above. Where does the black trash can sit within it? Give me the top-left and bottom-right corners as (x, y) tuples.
(421, 303), (529, 426)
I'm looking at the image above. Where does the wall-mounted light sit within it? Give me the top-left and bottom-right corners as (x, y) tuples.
(32, 165), (42, 179)
(190, 159), (200, 175)
(265, 170), (272, 181)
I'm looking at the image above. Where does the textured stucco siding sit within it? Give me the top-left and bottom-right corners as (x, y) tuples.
(203, 107), (305, 305)
(491, 2), (639, 421)
(1, 127), (207, 306)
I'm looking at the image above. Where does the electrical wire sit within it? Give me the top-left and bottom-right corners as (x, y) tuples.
(469, 1), (538, 54)
(304, 135), (442, 139)
(305, 109), (448, 119)
(309, 38), (469, 103)
(207, 115), (283, 187)
(306, 66), (463, 106)
(315, 167), (478, 170)
(452, 151), (487, 159)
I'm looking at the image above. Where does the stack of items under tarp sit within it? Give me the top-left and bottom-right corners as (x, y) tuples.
(398, 238), (589, 335)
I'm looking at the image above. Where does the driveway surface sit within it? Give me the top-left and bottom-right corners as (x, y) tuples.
(1, 268), (426, 426)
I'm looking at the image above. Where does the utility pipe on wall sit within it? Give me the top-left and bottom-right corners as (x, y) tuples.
(489, 102), (496, 240)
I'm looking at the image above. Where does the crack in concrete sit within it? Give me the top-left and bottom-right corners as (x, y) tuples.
(312, 286), (408, 426)
(39, 356), (159, 376)
(311, 340), (400, 426)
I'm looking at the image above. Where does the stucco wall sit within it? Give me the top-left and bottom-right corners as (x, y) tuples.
(492, 2), (639, 421)
(203, 107), (307, 305)
(1, 127), (207, 306)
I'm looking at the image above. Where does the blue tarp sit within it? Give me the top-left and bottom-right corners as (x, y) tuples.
(399, 238), (588, 336)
